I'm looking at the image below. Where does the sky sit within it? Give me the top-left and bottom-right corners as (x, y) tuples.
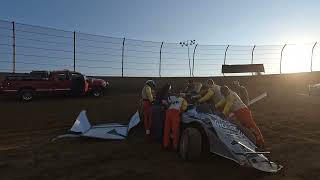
(1, 0), (320, 45)
(1, 0), (320, 76)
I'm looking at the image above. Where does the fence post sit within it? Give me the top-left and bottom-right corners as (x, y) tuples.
(223, 45), (230, 76)
(73, 31), (76, 72)
(121, 37), (125, 77)
(251, 45), (256, 76)
(159, 42), (164, 77)
(251, 45), (256, 64)
(224, 45), (230, 65)
(192, 44), (198, 77)
(311, 42), (317, 72)
(12, 21), (16, 73)
(280, 44), (287, 74)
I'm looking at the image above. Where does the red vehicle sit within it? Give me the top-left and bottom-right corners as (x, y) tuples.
(0, 70), (109, 101)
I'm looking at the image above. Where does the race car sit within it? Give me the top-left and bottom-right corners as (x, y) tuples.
(179, 105), (283, 173)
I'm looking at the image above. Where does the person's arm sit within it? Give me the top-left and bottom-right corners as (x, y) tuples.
(198, 89), (214, 103)
(180, 99), (188, 112)
(145, 86), (154, 102)
(215, 98), (226, 109)
(191, 94), (201, 99)
(223, 95), (235, 115)
(242, 87), (249, 105)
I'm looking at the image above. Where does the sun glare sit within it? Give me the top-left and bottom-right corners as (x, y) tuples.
(281, 44), (312, 73)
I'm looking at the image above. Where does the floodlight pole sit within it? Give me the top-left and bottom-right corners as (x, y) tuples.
(280, 44), (287, 74)
(192, 44), (198, 77)
(180, 40), (196, 77)
(159, 42), (164, 77)
(187, 43), (191, 77)
(311, 42), (317, 72)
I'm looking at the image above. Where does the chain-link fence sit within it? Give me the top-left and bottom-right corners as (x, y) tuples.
(1, 19), (320, 77)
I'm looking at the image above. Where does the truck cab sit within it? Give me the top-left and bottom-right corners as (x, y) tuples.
(0, 70), (108, 101)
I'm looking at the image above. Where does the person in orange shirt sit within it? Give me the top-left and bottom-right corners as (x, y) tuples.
(163, 95), (188, 150)
(141, 80), (156, 136)
(215, 86), (265, 148)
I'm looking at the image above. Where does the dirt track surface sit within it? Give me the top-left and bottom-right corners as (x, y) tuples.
(1, 76), (320, 180)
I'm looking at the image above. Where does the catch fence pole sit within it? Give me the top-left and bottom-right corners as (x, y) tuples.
(251, 45), (256, 76)
(251, 45), (256, 64)
(311, 42), (317, 72)
(192, 44), (198, 77)
(280, 44), (287, 74)
(159, 42), (164, 77)
(121, 38), (125, 77)
(73, 31), (76, 72)
(223, 45), (230, 76)
(12, 21), (16, 73)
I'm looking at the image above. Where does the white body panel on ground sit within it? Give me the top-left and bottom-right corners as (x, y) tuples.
(53, 110), (140, 141)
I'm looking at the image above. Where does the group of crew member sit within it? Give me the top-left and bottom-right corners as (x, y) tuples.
(141, 78), (265, 150)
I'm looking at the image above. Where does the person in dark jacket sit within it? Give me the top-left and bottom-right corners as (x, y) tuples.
(232, 81), (249, 105)
(151, 83), (172, 141)
(155, 83), (171, 106)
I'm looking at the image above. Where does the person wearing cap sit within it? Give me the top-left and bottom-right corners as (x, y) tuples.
(215, 86), (265, 148)
(232, 81), (249, 105)
(192, 79), (223, 105)
(141, 80), (156, 136)
(163, 95), (188, 150)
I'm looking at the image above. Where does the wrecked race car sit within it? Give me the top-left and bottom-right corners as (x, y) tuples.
(179, 105), (283, 173)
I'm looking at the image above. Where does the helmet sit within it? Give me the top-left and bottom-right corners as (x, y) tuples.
(232, 81), (240, 86)
(146, 80), (156, 88)
(206, 79), (215, 86)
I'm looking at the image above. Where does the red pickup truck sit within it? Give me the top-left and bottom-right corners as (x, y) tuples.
(0, 70), (109, 101)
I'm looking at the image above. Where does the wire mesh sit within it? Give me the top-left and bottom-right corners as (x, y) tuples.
(0, 19), (318, 77)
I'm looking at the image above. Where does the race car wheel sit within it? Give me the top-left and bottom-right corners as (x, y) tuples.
(92, 88), (103, 97)
(179, 127), (202, 161)
(20, 89), (34, 102)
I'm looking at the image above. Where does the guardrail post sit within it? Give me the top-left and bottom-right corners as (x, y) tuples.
(280, 44), (287, 74)
(159, 42), (164, 77)
(192, 44), (198, 77)
(73, 31), (76, 72)
(311, 42), (317, 72)
(12, 21), (16, 73)
(121, 37), (125, 77)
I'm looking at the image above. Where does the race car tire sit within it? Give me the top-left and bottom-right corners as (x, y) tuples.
(20, 89), (34, 102)
(92, 87), (103, 97)
(179, 127), (202, 161)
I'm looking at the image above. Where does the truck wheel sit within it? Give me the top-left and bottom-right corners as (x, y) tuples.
(179, 127), (202, 161)
(20, 89), (34, 102)
(92, 88), (103, 97)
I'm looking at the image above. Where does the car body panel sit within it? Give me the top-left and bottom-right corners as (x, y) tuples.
(182, 107), (282, 173)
